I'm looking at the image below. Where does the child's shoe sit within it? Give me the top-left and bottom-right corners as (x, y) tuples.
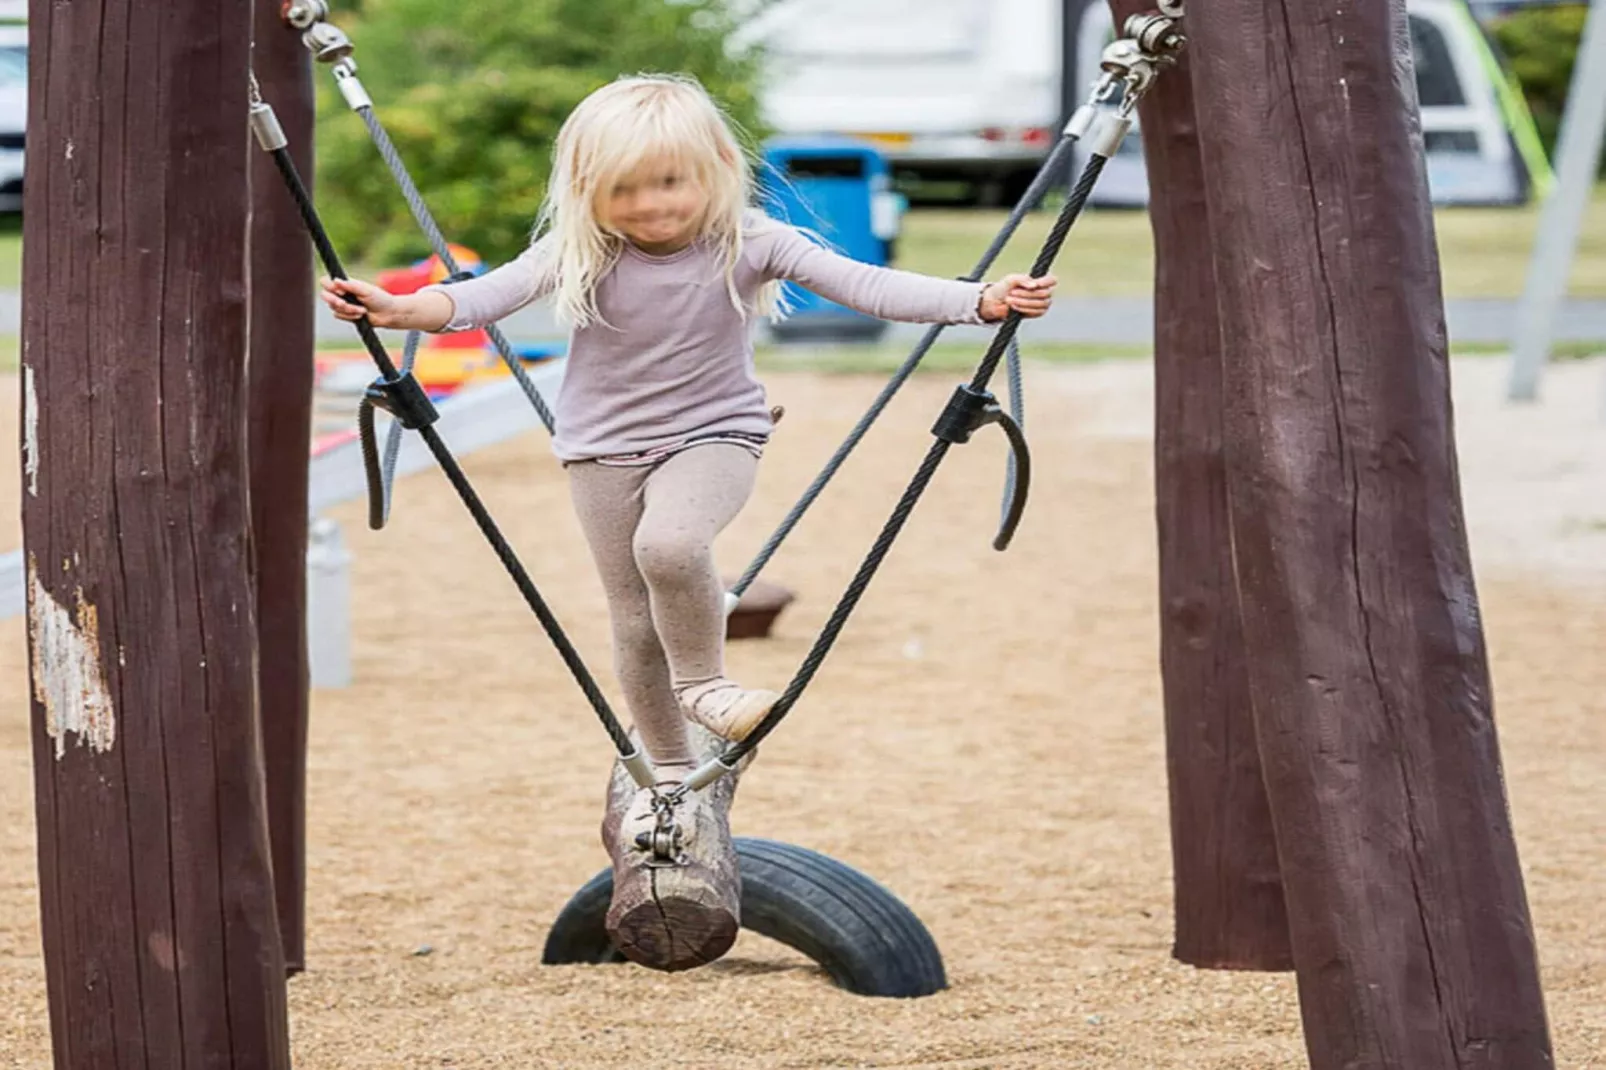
(674, 678), (779, 742)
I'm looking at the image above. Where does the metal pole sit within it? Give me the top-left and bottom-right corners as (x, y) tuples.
(1507, 0), (1606, 403)
(306, 516), (353, 688)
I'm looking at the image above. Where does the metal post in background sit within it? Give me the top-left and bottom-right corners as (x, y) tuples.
(1506, 0), (1606, 405)
(307, 517), (354, 689)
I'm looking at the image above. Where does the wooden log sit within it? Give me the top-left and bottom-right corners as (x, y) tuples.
(1103, 0), (1291, 971)
(1188, 0), (1553, 1066)
(723, 576), (796, 640)
(249, 0), (318, 978)
(22, 0), (293, 1065)
(600, 728), (744, 970)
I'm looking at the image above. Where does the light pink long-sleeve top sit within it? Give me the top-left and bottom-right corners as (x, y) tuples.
(424, 211), (988, 462)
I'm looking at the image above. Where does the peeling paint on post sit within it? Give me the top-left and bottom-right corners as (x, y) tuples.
(23, 363), (38, 496)
(27, 557), (116, 759)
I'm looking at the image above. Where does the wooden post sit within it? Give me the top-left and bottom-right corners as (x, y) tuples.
(1188, 0), (1553, 1065)
(600, 729), (745, 970)
(22, 0), (293, 1066)
(249, 0), (317, 977)
(1105, 0), (1291, 972)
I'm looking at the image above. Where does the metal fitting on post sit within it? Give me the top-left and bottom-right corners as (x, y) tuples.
(1064, 103), (1099, 140)
(1123, 12), (1186, 57)
(281, 0), (329, 30)
(1157, 0), (1184, 17)
(1090, 112), (1134, 158)
(302, 20), (355, 64)
(332, 60), (373, 111)
(1099, 38), (1160, 106)
(249, 102), (289, 152)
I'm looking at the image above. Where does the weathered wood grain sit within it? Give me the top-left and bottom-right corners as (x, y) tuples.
(1104, 0), (1291, 971)
(1188, 0), (1553, 1065)
(600, 728), (744, 971)
(23, 0), (292, 1065)
(249, 0), (318, 979)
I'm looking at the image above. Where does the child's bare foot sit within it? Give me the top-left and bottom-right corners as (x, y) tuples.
(674, 678), (779, 742)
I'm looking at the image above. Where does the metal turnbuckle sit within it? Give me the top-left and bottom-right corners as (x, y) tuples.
(281, 0), (362, 75)
(1088, 5), (1188, 121)
(635, 793), (689, 867)
(281, 0), (330, 29)
(932, 385), (1033, 551)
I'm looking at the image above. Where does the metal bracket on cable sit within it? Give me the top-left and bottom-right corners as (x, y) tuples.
(931, 386), (1032, 552)
(636, 793), (688, 868)
(364, 372), (439, 431)
(1080, 3), (1188, 156)
(248, 71), (288, 152)
(282, 0), (373, 110)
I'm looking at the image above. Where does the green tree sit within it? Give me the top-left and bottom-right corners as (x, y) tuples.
(1489, 3), (1592, 166)
(315, 0), (768, 267)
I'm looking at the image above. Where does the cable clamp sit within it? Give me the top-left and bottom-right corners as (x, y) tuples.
(364, 372), (439, 431)
(636, 792), (689, 868)
(931, 385), (1033, 550)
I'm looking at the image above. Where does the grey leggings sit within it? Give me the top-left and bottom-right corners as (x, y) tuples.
(567, 443), (759, 772)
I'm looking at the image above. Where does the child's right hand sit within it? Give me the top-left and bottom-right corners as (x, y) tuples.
(320, 276), (400, 327)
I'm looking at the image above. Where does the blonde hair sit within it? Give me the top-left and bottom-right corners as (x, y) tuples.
(536, 73), (782, 329)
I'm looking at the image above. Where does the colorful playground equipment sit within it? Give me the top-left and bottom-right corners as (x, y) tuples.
(311, 244), (566, 455)
(316, 244), (565, 397)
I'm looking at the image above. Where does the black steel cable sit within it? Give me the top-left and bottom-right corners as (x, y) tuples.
(696, 151), (1112, 781)
(359, 329), (419, 531)
(380, 330), (423, 525)
(726, 130), (1084, 602)
(1002, 335), (1025, 531)
(264, 146), (635, 760)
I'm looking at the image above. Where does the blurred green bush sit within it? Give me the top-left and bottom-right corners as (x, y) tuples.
(313, 0), (768, 267)
(1489, 2), (1596, 171)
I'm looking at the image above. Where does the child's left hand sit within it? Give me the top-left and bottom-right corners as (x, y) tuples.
(979, 273), (1058, 322)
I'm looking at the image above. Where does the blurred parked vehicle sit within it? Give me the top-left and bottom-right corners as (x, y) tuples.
(0, 24), (25, 214)
(734, 0), (1060, 206)
(738, 0), (1551, 207)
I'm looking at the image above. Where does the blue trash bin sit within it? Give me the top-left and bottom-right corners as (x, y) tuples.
(758, 136), (906, 343)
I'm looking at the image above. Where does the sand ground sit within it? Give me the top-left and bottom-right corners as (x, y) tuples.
(1, 357), (1602, 1068)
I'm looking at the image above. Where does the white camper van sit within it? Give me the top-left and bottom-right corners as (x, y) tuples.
(741, 0), (1546, 206)
(734, 0), (1063, 205)
(1069, 0), (1543, 206)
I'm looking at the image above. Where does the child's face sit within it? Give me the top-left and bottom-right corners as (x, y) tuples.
(601, 159), (708, 252)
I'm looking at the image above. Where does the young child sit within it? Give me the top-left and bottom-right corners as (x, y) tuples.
(321, 73), (1057, 796)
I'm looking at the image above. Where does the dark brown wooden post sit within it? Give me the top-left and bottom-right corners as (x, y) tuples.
(22, 0), (293, 1065)
(1105, 0), (1291, 972)
(1187, 0), (1553, 1065)
(249, 0), (317, 978)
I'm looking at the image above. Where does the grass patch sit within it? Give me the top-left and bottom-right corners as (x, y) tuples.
(2, 187), (1605, 303)
(3, 336), (1594, 381)
(891, 187), (1606, 301)
(0, 215), (19, 289)
(755, 340), (1150, 375)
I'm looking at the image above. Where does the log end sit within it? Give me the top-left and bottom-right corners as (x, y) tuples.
(608, 890), (741, 971)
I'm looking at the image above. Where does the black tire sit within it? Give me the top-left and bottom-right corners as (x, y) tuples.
(541, 838), (947, 999)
